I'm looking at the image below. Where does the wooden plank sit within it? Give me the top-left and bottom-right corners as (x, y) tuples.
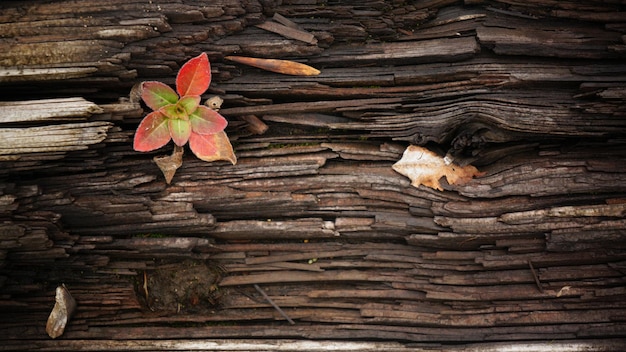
(208, 218), (338, 240)
(219, 270), (410, 286)
(245, 250), (368, 265)
(312, 37), (480, 65)
(0, 0), (625, 349)
(477, 17), (623, 59)
(0, 122), (112, 155)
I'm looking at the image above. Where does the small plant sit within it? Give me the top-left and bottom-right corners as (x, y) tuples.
(133, 53), (236, 183)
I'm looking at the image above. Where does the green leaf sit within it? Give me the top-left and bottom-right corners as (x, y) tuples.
(176, 53), (211, 97)
(189, 105), (228, 135)
(178, 95), (201, 115)
(141, 82), (179, 111)
(168, 118), (192, 147)
(133, 112), (171, 152)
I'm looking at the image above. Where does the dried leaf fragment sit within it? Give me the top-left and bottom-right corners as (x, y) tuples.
(225, 56), (320, 76)
(46, 285), (76, 339)
(556, 286), (572, 298)
(153, 145), (184, 184)
(392, 145), (485, 191)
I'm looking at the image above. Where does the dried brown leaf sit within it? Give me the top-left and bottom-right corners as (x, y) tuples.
(46, 285), (76, 339)
(392, 145), (484, 191)
(153, 145), (184, 184)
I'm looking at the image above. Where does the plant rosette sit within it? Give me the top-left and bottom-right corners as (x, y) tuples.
(133, 53), (236, 182)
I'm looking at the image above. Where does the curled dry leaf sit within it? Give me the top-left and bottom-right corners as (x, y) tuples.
(225, 56), (320, 76)
(392, 145), (485, 191)
(154, 145), (184, 184)
(129, 82), (143, 104)
(46, 285), (76, 339)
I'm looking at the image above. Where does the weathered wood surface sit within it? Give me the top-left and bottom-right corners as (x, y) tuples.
(1, 0), (626, 350)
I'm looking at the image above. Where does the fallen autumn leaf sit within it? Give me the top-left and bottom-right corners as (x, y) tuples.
(392, 145), (485, 191)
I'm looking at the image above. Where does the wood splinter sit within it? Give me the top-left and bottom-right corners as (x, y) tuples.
(256, 20), (318, 45)
(254, 284), (295, 325)
(528, 259), (543, 293)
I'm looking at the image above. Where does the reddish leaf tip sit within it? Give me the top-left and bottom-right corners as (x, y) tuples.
(133, 112), (171, 152)
(176, 53), (211, 97)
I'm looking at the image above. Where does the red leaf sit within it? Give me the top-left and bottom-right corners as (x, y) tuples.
(176, 53), (211, 97)
(141, 82), (178, 111)
(168, 119), (192, 147)
(133, 112), (171, 152)
(189, 131), (237, 164)
(189, 105), (228, 135)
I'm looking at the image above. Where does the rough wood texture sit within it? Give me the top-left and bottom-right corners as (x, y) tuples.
(1, 0), (626, 350)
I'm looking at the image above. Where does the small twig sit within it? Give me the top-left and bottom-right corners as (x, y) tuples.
(528, 259), (543, 293)
(254, 284), (295, 325)
(143, 271), (149, 300)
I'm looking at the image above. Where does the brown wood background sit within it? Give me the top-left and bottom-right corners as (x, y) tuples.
(1, 0), (626, 350)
